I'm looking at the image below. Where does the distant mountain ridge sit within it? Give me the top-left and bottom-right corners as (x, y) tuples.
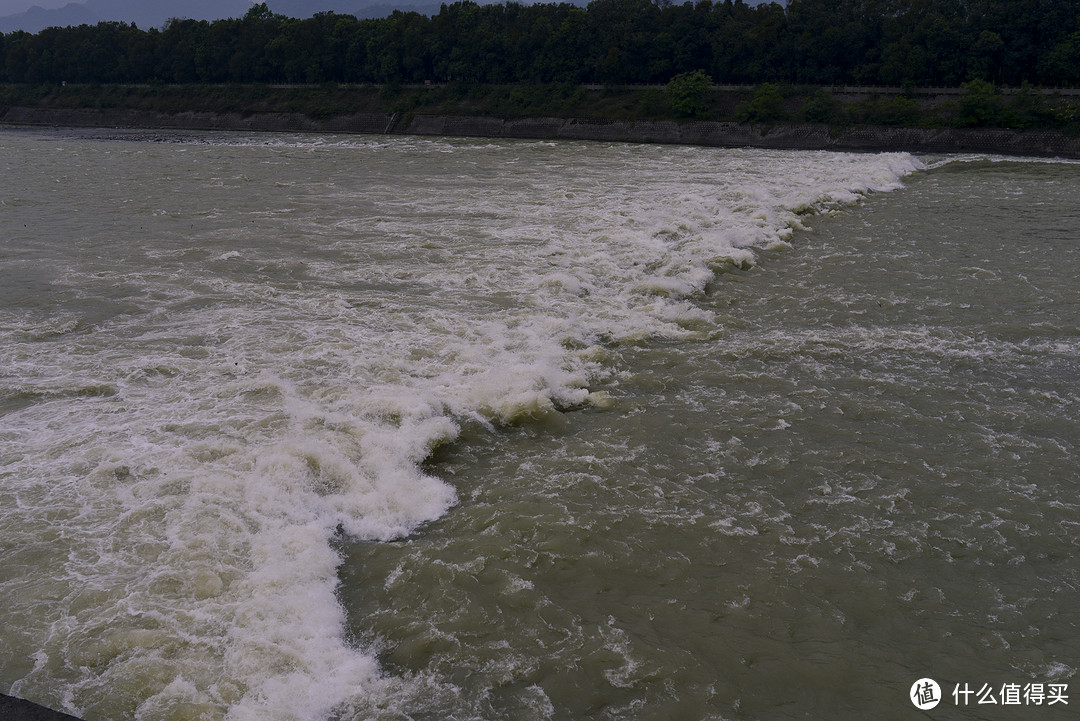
(6, 0), (702, 33)
(0, 0), (510, 32)
(1, 0), (771, 33)
(0, 0), (252, 32)
(1, 1), (97, 31)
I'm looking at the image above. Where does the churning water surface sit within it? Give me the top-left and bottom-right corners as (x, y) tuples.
(0, 128), (1077, 721)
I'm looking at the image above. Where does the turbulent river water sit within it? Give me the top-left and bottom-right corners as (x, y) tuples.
(1, 127), (1077, 721)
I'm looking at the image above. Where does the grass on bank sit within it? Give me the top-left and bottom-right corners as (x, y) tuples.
(1, 81), (1079, 133)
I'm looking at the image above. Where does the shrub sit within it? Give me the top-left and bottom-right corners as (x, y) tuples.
(736, 83), (786, 123)
(861, 96), (921, 126)
(1000, 82), (1051, 129)
(958, 79), (1001, 127)
(801, 90), (839, 124)
(665, 70), (713, 118)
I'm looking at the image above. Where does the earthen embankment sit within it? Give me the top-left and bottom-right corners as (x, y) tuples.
(4, 106), (1080, 158)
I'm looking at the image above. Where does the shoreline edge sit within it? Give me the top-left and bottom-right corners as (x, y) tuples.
(4, 106), (1080, 158)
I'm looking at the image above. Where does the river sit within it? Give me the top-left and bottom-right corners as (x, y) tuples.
(1, 128), (1077, 720)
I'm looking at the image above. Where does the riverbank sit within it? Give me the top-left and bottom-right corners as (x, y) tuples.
(3, 82), (1080, 157)
(4, 105), (1080, 158)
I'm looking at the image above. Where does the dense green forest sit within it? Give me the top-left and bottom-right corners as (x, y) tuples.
(1, 0), (1079, 88)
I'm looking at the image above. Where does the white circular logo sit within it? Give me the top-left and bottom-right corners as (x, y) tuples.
(911, 678), (942, 710)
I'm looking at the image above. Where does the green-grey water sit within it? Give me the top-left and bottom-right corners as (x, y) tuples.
(0, 128), (1076, 721)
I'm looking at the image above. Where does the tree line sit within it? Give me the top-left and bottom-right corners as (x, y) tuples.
(2, 0), (1079, 88)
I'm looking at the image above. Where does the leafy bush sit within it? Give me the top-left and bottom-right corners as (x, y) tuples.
(736, 83), (786, 123)
(958, 79), (1001, 127)
(665, 70), (712, 118)
(860, 96), (921, 126)
(801, 90), (839, 124)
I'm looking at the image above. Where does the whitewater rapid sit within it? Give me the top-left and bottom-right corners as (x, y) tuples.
(0, 130), (922, 720)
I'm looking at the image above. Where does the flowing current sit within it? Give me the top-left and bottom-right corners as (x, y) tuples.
(1, 128), (1077, 721)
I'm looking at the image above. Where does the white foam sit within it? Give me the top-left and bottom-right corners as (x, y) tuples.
(922, 153), (1080, 170)
(0, 132), (921, 719)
